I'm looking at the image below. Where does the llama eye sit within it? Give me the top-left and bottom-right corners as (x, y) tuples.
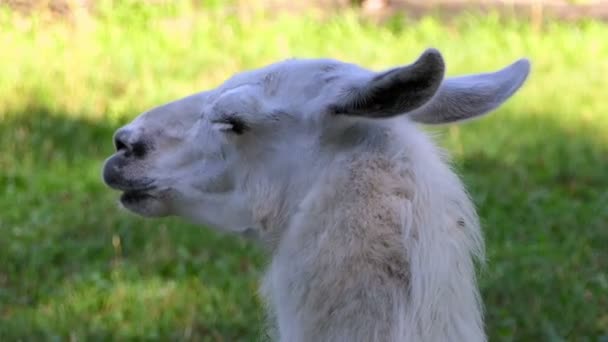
(212, 116), (249, 135)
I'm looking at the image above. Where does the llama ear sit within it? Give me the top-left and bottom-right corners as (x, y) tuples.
(329, 48), (445, 118)
(407, 58), (531, 124)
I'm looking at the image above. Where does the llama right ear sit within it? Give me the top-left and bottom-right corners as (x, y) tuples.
(407, 58), (531, 124)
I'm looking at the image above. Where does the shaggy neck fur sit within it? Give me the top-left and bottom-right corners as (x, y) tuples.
(256, 120), (485, 342)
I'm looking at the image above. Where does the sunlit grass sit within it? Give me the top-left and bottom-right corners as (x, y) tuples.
(0, 2), (607, 340)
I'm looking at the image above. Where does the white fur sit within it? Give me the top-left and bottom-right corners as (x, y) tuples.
(102, 49), (530, 341)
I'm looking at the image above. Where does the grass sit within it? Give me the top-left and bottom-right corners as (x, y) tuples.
(1, 1), (607, 340)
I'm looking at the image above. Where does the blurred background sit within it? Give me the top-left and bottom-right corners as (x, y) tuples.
(0, 0), (607, 340)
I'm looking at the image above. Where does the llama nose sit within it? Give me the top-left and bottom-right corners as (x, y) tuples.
(113, 129), (148, 158)
(113, 129), (130, 152)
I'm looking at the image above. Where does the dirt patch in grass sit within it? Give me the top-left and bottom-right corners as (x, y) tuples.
(2, 0), (607, 22)
(365, 0), (608, 22)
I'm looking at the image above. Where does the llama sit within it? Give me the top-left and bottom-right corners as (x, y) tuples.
(102, 48), (530, 341)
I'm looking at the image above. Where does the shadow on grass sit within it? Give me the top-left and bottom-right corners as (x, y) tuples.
(449, 113), (608, 340)
(0, 107), (606, 340)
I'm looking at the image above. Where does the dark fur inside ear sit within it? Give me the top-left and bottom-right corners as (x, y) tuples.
(330, 48), (445, 118)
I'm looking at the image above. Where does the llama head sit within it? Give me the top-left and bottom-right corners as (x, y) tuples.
(102, 48), (530, 234)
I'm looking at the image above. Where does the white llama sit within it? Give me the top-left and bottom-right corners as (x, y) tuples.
(102, 48), (530, 341)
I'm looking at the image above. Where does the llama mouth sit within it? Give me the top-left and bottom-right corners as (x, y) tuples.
(120, 190), (155, 204)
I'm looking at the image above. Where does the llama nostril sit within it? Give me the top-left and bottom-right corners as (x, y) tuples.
(114, 137), (127, 152)
(113, 129), (148, 157)
(114, 130), (130, 152)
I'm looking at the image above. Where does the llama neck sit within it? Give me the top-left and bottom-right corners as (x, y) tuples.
(392, 124), (486, 341)
(262, 124), (486, 341)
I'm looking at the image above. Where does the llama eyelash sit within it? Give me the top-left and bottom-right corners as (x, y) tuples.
(213, 115), (250, 135)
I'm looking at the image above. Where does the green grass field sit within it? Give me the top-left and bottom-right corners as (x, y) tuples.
(1, 2), (607, 340)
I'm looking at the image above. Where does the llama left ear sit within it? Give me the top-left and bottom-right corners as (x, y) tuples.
(329, 48), (445, 118)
